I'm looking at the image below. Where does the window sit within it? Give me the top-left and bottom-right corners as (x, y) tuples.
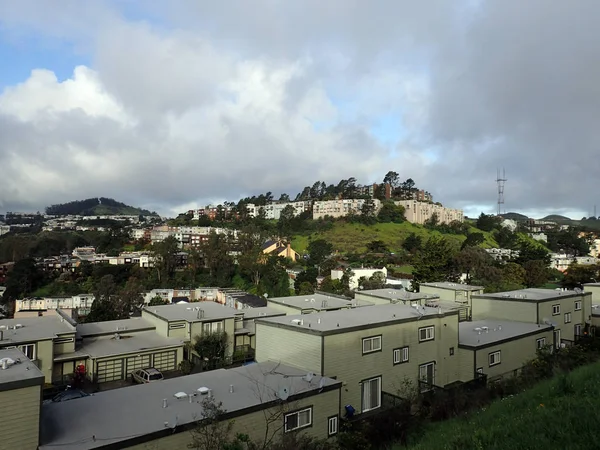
(552, 304), (560, 315)
(328, 416), (338, 436)
(361, 377), (381, 412)
(284, 407), (312, 432)
(575, 324), (582, 336)
(536, 338), (546, 349)
(564, 312), (572, 323)
(554, 329), (561, 349)
(419, 362), (435, 391)
(362, 336), (382, 354)
(575, 301), (582, 311)
(488, 351), (501, 366)
(449, 347), (455, 356)
(202, 321), (224, 334)
(19, 344), (35, 360)
(393, 347), (409, 365)
(476, 367), (484, 374)
(169, 322), (186, 330)
(418, 326), (435, 342)
(54, 337), (74, 344)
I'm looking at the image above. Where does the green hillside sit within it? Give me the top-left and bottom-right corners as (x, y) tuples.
(401, 361), (600, 450)
(541, 214), (572, 222)
(291, 221), (499, 254)
(46, 197), (157, 217)
(502, 212), (530, 221)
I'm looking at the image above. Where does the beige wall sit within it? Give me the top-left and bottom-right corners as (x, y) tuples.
(36, 339), (54, 383)
(189, 319), (235, 359)
(53, 333), (76, 355)
(353, 293), (391, 305)
(585, 285), (600, 304)
(267, 301), (303, 315)
(126, 388), (341, 450)
(141, 311), (169, 338)
(471, 298), (537, 323)
(0, 384), (42, 450)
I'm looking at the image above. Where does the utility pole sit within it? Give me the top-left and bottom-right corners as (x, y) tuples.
(496, 168), (507, 216)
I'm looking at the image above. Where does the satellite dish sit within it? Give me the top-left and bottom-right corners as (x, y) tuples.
(278, 386), (290, 401)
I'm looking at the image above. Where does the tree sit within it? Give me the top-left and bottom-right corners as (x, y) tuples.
(277, 205), (296, 239)
(86, 275), (121, 322)
(475, 213), (499, 232)
(358, 271), (386, 290)
(148, 295), (167, 306)
(453, 246), (492, 284)
(278, 193), (290, 202)
(495, 227), (517, 249)
(461, 232), (485, 250)
(366, 240), (389, 254)
(119, 276), (144, 313)
(402, 233), (422, 253)
(502, 262), (526, 286)
(423, 212), (439, 229)
(193, 331), (229, 371)
(383, 171), (400, 189)
(237, 226), (270, 288)
(562, 264), (600, 288)
(297, 281), (315, 295)
(359, 198), (377, 225)
(2, 258), (45, 302)
(412, 236), (459, 288)
(523, 260), (550, 288)
(516, 242), (551, 266)
(189, 395), (242, 450)
(201, 231), (235, 286)
(152, 236), (179, 285)
(377, 202), (405, 223)
(307, 239), (333, 267)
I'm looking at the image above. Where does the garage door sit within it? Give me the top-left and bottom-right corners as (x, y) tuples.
(97, 359), (124, 383)
(126, 355), (151, 375)
(152, 351), (176, 371)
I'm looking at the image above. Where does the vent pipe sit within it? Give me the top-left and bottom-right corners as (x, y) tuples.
(229, 384), (234, 393)
(163, 399), (168, 408)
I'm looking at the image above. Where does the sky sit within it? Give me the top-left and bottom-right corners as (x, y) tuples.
(0, 0), (598, 219)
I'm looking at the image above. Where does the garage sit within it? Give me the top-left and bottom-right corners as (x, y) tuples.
(152, 351), (177, 371)
(125, 354), (151, 375)
(97, 359), (124, 383)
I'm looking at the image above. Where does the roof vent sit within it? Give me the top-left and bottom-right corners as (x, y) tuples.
(174, 392), (188, 399)
(498, 325), (502, 331)
(15, 324), (23, 329)
(291, 319), (303, 326)
(114, 333), (121, 340)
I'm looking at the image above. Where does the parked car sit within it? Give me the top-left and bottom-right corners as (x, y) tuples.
(131, 367), (164, 384)
(44, 388), (91, 404)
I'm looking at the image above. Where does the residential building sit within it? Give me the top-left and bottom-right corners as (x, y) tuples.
(0, 348), (45, 450)
(471, 288), (592, 346)
(583, 284), (600, 328)
(354, 289), (439, 306)
(246, 201), (311, 220)
(419, 282), (484, 320)
(261, 239), (301, 260)
(592, 305), (600, 328)
(312, 198), (382, 220)
(457, 320), (553, 382)
(0, 224), (10, 236)
(394, 200), (463, 225)
(485, 248), (521, 261)
(331, 267), (388, 290)
(143, 288), (225, 305)
(255, 304), (461, 418)
(40, 362), (341, 449)
(232, 307), (286, 357)
(221, 288), (268, 309)
(267, 293), (372, 315)
(550, 253), (598, 272)
(15, 294), (95, 318)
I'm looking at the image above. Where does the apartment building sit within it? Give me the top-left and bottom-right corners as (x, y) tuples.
(471, 288), (592, 346)
(246, 201), (312, 220)
(331, 267), (388, 290)
(40, 362), (341, 449)
(420, 282), (484, 320)
(312, 198), (382, 220)
(457, 320), (553, 382)
(267, 293), (372, 315)
(255, 304), (460, 418)
(15, 294), (95, 318)
(0, 348), (45, 450)
(394, 200), (463, 225)
(354, 289), (439, 306)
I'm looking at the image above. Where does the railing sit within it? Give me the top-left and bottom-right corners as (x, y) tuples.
(233, 345), (255, 364)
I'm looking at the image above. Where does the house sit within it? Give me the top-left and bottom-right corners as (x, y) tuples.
(221, 288), (268, 309)
(255, 304), (461, 418)
(312, 198), (382, 220)
(393, 200), (463, 225)
(0, 348), (45, 450)
(267, 292), (372, 315)
(261, 240), (301, 261)
(331, 267), (388, 290)
(39, 361), (341, 449)
(457, 320), (554, 382)
(419, 282), (485, 320)
(471, 288), (592, 346)
(354, 289), (439, 305)
(232, 307), (286, 359)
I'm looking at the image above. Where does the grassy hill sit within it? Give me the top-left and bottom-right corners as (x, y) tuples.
(291, 221), (499, 254)
(46, 197), (157, 217)
(401, 361), (600, 450)
(502, 212), (530, 221)
(541, 214), (572, 222)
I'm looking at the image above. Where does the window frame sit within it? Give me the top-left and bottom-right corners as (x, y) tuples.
(284, 407), (313, 433)
(202, 321), (224, 334)
(419, 362), (436, 392)
(393, 346), (409, 365)
(488, 350), (501, 367)
(418, 326), (435, 342)
(554, 329), (561, 349)
(552, 304), (560, 316)
(18, 343), (36, 360)
(575, 323), (582, 336)
(536, 337), (546, 349)
(564, 312), (572, 324)
(168, 322), (186, 330)
(575, 301), (582, 311)
(362, 335), (382, 355)
(361, 376), (382, 413)
(327, 415), (339, 436)
(54, 337), (74, 344)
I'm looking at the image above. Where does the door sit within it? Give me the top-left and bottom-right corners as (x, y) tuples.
(97, 359), (124, 383)
(554, 329), (561, 349)
(152, 351), (176, 371)
(126, 354), (151, 376)
(419, 362), (435, 391)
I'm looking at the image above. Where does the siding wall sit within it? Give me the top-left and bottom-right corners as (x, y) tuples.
(126, 388), (341, 450)
(140, 311), (169, 338)
(36, 339), (54, 383)
(266, 301), (304, 315)
(0, 385), (42, 450)
(471, 298), (537, 323)
(255, 324), (322, 374)
(353, 293), (391, 305)
(53, 333), (76, 355)
(585, 286), (600, 303)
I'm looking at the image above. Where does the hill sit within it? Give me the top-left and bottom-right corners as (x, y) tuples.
(45, 198), (157, 217)
(401, 360), (600, 450)
(540, 214), (572, 222)
(501, 212), (529, 221)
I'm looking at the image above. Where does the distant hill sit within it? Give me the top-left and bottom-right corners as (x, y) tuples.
(45, 198), (158, 217)
(540, 214), (572, 222)
(501, 212), (530, 221)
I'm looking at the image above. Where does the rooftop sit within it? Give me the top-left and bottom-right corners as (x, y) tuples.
(238, 307), (286, 320)
(77, 318), (155, 337)
(40, 362), (340, 450)
(473, 288), (586, 302)
(0, 348), (45, 388)
(267, 293), (372, 311)
(257, 304), (456, 334)
(420, 282), (484, 291)
(143, 302), (237, 323)
(358, 289), (439, 302)
(459, 320), (552, 348)
(0, 316), (76, 345)
(592, 304), (600, 316)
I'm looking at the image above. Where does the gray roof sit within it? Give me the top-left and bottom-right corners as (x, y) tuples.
(257, 304), (457, 334)
(143, 302), (237, 322)
(237, 306), (286, 320)
(473, 288), (585, 302)
(39, 361), (340, 449)
(0, 316), (76, 345)
(77, 318), (155, 337)
(592, 305), (600, 316)
(0, 348), (45, 387)
(267, 293), (372, 311)
(358, 289), (439, 302)
(420, 282), (484, 291)
(74, 331), (184, 359)
(583, 283), (600, 287)
(459, 320), (552, 348)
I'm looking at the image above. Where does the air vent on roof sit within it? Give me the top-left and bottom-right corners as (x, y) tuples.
(15, 324), (23, 329)
(291, 319), (303, 326)
(174, 392), (188, 399)
(197, 387), (210, 395)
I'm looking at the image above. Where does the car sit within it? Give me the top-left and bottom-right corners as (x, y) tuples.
(44, 388), (91, 404)
(131, 367), (164, 384)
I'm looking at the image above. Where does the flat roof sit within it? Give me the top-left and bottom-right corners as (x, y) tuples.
(459, 320), (552, 348)
(420, 282), (484, 291)
(143, 302), (237, 322)
(40, 362), (340, 449)
(267, 293), (373, 311)
(0, 316), (76, 345)
(238, 307), (286, 320)
(0, 348), (45, 390)
(592, 305), (600, 316)
(257, 304), (457, 335)
(77, 318), (156, 337)
(75, 331), (184, 359)
(584, 283), (600, 288)
(358, 289), (439, 302)
(472, 288), (585, 302)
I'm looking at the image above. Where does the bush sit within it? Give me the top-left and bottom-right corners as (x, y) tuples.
(178, 360), (195, 375)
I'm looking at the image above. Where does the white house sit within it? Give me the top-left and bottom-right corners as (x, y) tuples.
(331, 267), (388, 290)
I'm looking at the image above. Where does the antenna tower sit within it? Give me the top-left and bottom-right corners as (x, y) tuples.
(496, 168), (507, 216)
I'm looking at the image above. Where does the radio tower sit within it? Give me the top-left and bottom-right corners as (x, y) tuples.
(496, 168), (507, 216)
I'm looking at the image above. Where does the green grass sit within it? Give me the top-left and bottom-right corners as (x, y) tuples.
(400, 362), (600, 450)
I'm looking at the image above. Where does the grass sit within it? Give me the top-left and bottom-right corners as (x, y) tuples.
(291, 221), (499, 254)
(399, 361), (600, 450)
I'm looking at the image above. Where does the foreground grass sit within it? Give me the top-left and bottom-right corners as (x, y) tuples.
(400, 361), (600, 450)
